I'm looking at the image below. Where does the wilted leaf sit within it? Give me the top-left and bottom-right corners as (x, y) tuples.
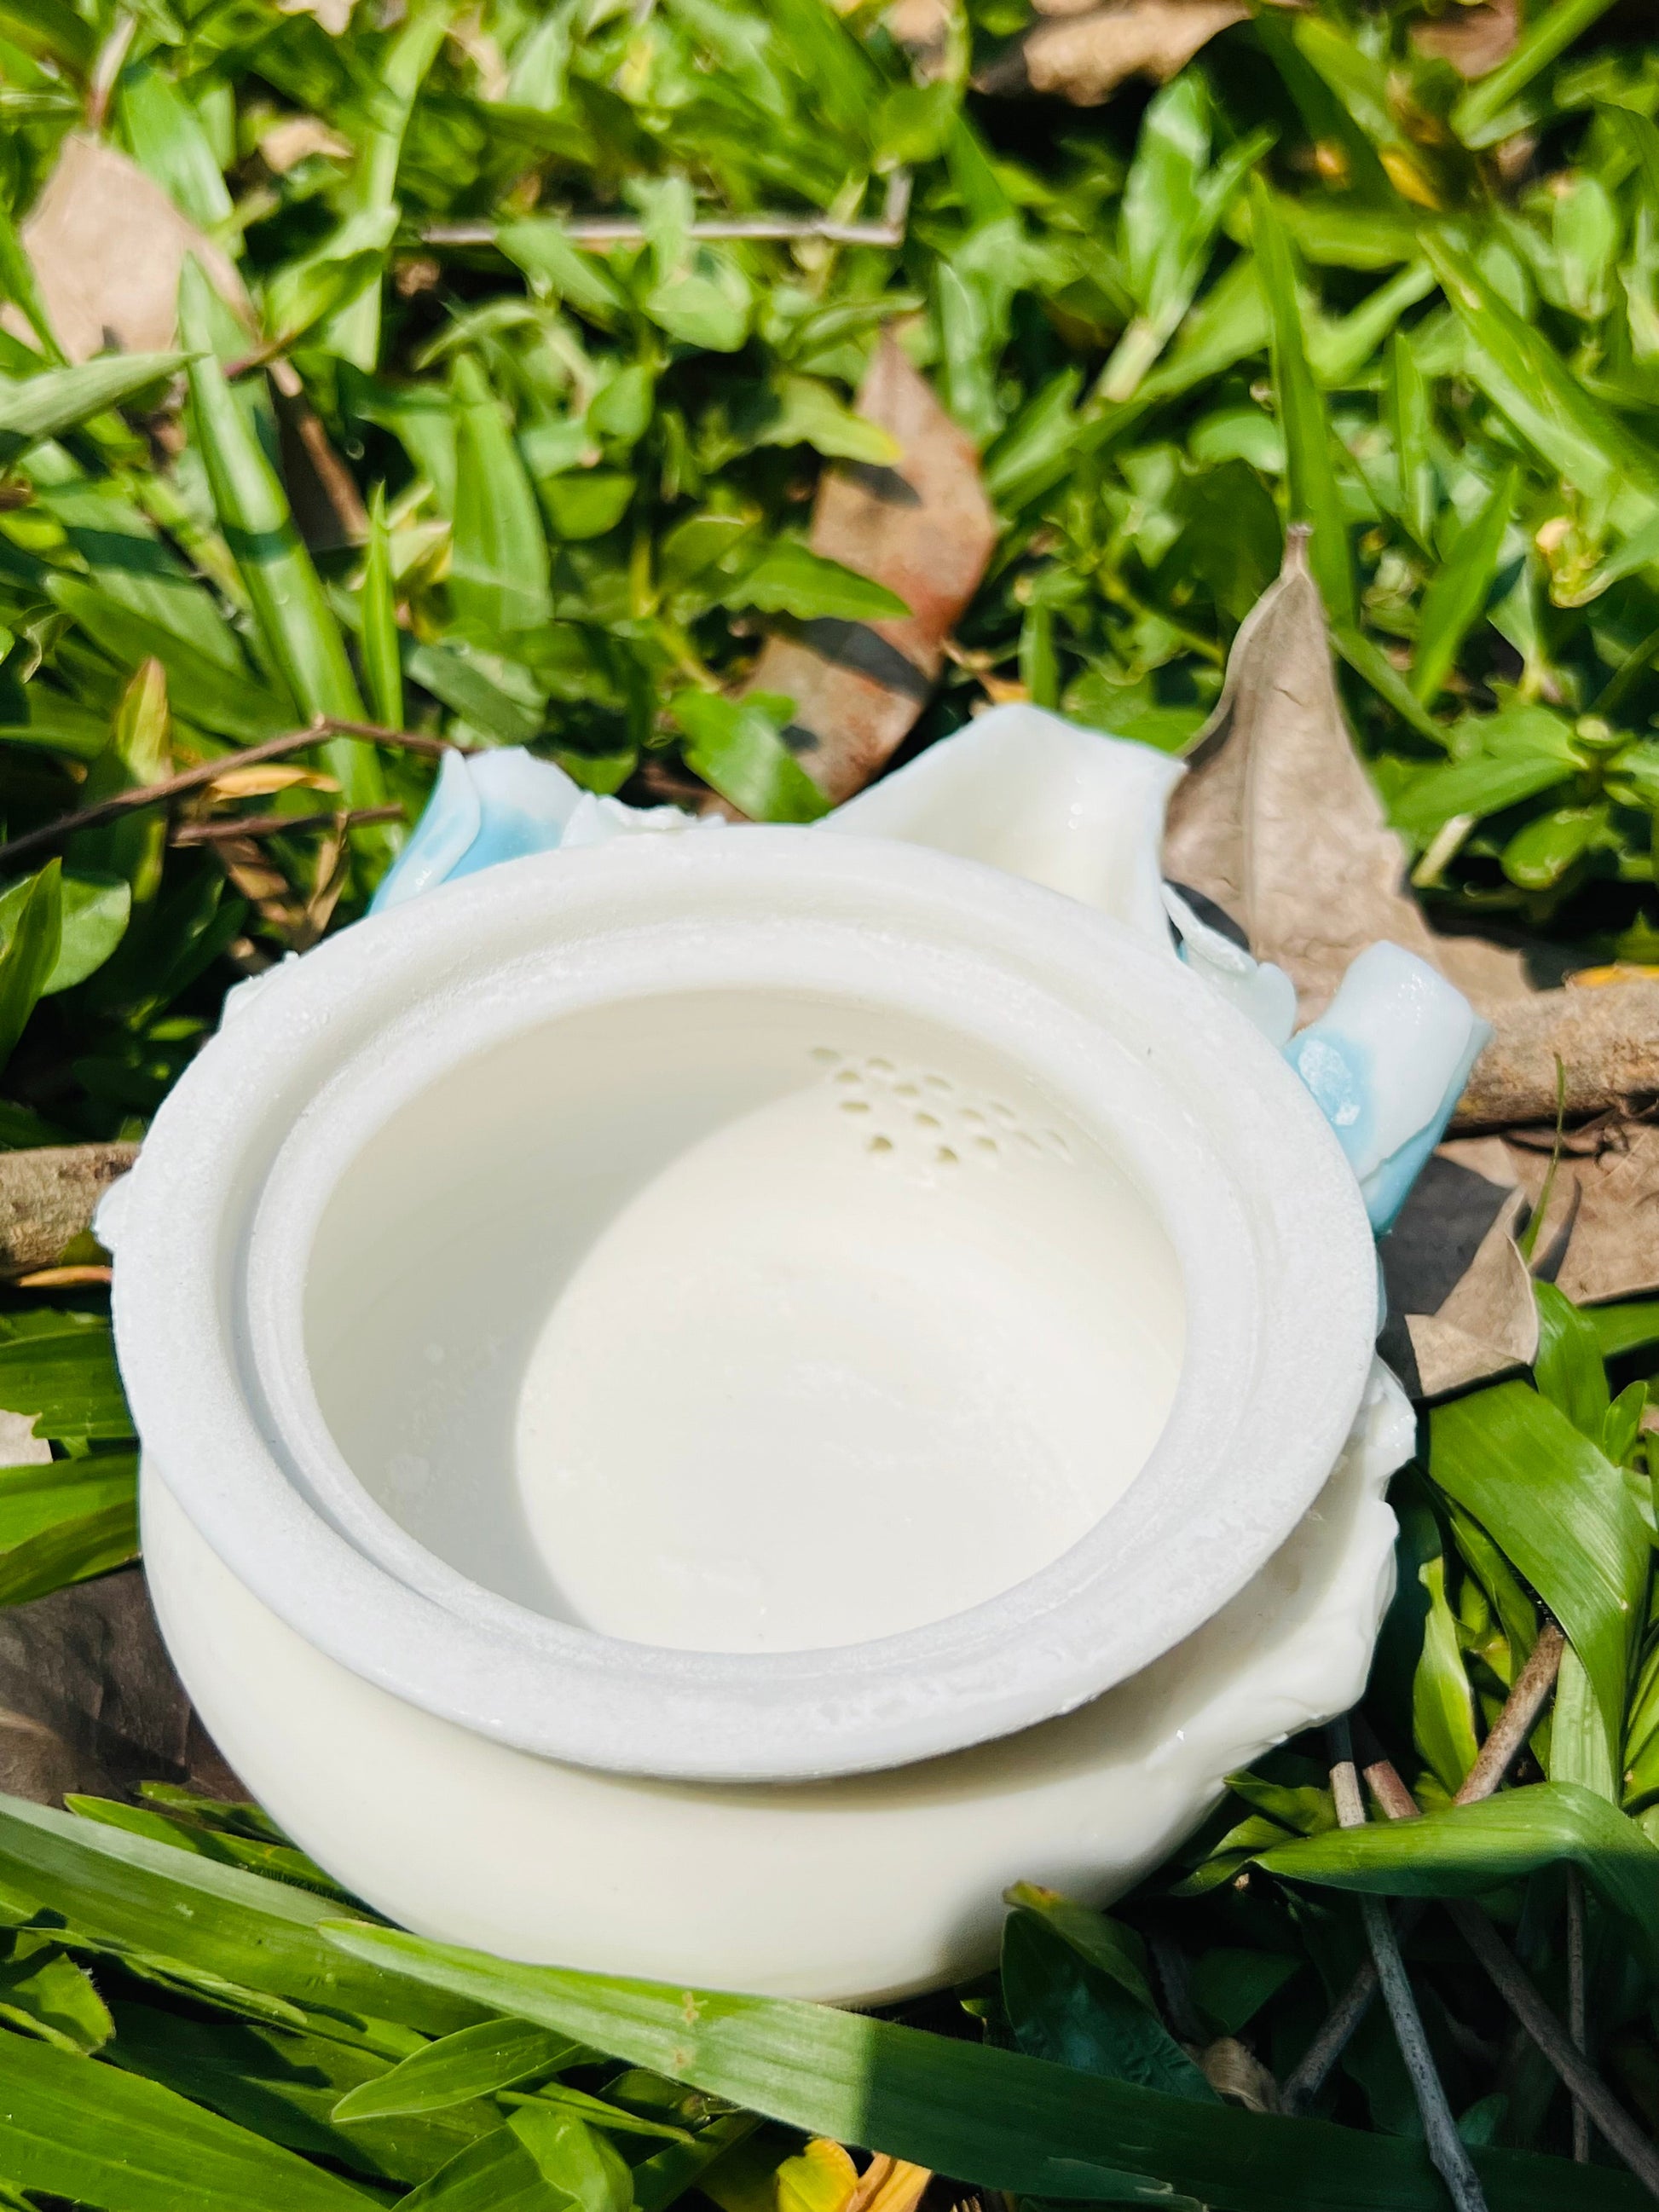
(14, 136), (248, 362)
(1494, 1120), (1659, 1308)
(0, 1568), (237, 1805)
(740, 335), (996, 803)
(1163, 529), (1464, 1019)
(985, 0), (1247, 107)
(1412, 0), (1517, 80)
(1381, 1156), (1539, 1400)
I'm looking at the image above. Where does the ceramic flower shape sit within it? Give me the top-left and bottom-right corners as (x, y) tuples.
(370, 748), (699, 915)
(369, 704), (1484, 1233)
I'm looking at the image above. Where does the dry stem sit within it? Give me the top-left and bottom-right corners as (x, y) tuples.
(0, 720), (460, 876)
(1280, 1626), (1565, 2115)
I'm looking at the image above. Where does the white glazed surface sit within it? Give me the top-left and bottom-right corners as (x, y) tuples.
(303, 987), (1184, 1648)
(142, 1361), (1410, 2003)
(112, 830), (1378, 1782)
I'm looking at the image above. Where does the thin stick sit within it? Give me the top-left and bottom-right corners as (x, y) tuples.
(1566, 1868), (1592, 2164)
(1363, 1747), (1659, 2198)
(1280, 1631), (1566, 2116)
(1456, 1624), (1566, 1804)
(0, 720), (456, 875)
(424, 170), (913, 251)
(171, 804), (406, 846)
(1327, 1722), (1490, 2212)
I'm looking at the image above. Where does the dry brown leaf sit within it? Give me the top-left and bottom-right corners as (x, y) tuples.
(983, 0), (1247, 105)
(1198, 2036), (1280, 2114)
(1497, 1121), (1659, 1307)
(1408, 1190), (1537, 1397)
(16, 136), (249, 363)
(0, 1566), (241, 1805)
(1454, 977), (1659, 1130)
(742, 335), (996, 804)
(206, 763), (341, 800)
(1412, 0), (1519, 78)
(1379, 1148), (1537, 1397)
(0, 1409), (52, 1470)
(0, 1144), (138, 1281)
(257, 114), (353, 174)
(1164, 530), (1450, 1020)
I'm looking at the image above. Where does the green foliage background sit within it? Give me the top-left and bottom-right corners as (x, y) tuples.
(3, 0), (1659, 2203)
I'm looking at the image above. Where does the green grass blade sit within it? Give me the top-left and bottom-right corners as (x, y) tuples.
(1386, 329), (1436, 551)
(448, 355), (552, 639)
(322, 1926), (1645, 2211)
(46, 575), (293, 742)
(333, 2019), (581, 2122)
(1259, 1782), (1659, 1975)
(0, 859), (60, 1070)
(1411, 466), (1517, 702)
(1431, 1380), (1647, 1776)
(0, 2028), (373, 2210)
(1453, 0), (1621, 148)
(361, 484), (403, 730)
(0, 355), (184, 469)
(324, 0), (456, 370)
(673, 691), (831, 822)
(1249, 178), (1356, 628)
(1420, 231), (1659, 515)
(0, 1494), (139, 1604)
(0, 1793), (484, 2036)
(176, 260), (379, 814)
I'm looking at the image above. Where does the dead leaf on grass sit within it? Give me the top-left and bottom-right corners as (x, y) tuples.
(15, 136), (249, 363)
(1379, 1144), (1539, 1399)
(979, 0), (1247, 104)
(1412, 0), (1519, 79)
(1499, 1119), (1659, 1308)
(0, 1566), (240, 1805)
(1166, 530), (1465, 1019)
(742, 335), (997, 803)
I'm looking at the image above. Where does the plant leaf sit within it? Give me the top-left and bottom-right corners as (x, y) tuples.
(176, 259), (379, 815)
(333, 2019), (583, 2122)
(0, 354), (184, 469)
(448, 354), (552, 638)
(1431, 1380), (1646, 1777)
(0, 2026), (373, 2210)
(673, 690), (830, 823)
(322, 1925), (1645, 2210)
(0, 861), (61, 1070)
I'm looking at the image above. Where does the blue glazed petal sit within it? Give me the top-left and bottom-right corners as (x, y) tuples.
(445, 748), (587, 882)
(1286, 942), (1490, 1233)
(370, 749), (483, 914)
(371, 748), (596, 914)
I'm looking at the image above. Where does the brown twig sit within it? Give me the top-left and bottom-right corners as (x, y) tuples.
(1280, 1627), (1566, 2116)
(1458, 1624), (1567, 1802)
(1362, 1746), (1659, 2198)
(1327, 1722), (1490, 2212)
(0, 720), (458, 876)
(171, 804), (406, 846)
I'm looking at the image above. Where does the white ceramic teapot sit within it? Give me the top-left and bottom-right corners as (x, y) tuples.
(102, 704), (1472, 2000)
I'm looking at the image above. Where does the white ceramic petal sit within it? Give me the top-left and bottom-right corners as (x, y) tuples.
(1161, 885), (1298, 1047)
(825, 703), (1186, 949)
